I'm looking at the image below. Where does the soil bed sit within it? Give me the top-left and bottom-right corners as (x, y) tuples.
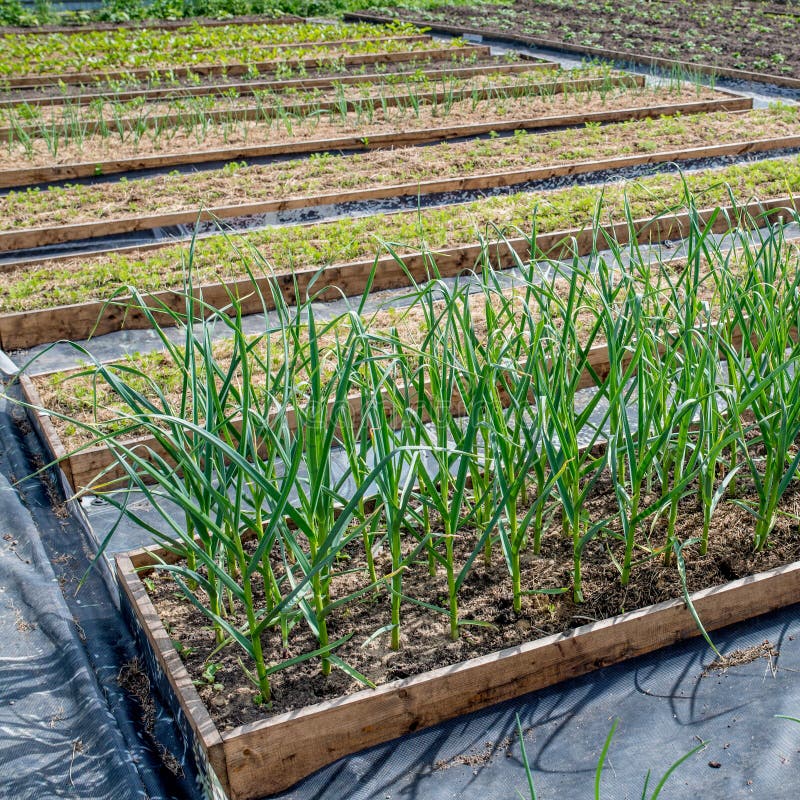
(1, 100), (774, 232)
(147, 471), (800, 730)
(0, 64), (592, 136)
(0, 54), (542, 106)
(374, 1), (800, 81)
(2, 155), (797, 316)
(0, 70), (653, 172)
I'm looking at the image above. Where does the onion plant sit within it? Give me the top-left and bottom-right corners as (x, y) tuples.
(484, 299), (549, 611)
(407, 277), (492, 640)
(723, 251), (800, 551)
(356, 330), (421, 651)
(533, 249), (611, 604)
(11, 192), (800, 703)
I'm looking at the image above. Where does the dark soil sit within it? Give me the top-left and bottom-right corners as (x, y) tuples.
(147, 468), (800, 732)
(383, 1), (800, 80)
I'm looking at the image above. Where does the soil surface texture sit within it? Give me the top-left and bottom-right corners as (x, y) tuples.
(383, 1), (800, 80)
(148, 470), (800, 731)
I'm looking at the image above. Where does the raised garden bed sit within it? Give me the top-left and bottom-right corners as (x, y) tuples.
(3, 154), (798, 352)
(4, 97), (784, 250)
(0, 21), (425, 78)
(0, 64), (604, 141)
(347, 4), (800, 87)
(1, 34), (438, 85)
(15, 193), (800, 486)
(3, 70), (673, 185)
(15, 209), (800, 798)
(3, 42), (489, 90)
(116, 550), (800, 799)
(0, 54), (550, 108)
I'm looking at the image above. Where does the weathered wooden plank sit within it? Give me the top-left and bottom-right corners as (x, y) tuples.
(116, 552), (230, 796)
(16, 373), (75, 489)
(115, 543), (800, 800)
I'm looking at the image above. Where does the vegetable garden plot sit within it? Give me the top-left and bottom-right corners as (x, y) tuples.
(20, 219), (799, 476)
(0, 53), (551, 108)
(14, 209), (800, 798)
(349, 1), (800, 85)
(3, 96), (785, 251)
(6, 13), (800, 800)
(2, 153), (799, 353)
(0, 76), (744, 191)
(0, 64), (613, 142)
(2, 41), (491, 90)
(0, 35), (442, 87)
(3, 68), (671, 185)
(0, 21), (426, 78)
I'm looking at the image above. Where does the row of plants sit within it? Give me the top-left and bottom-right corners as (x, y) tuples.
(32, 218), (780, 449)
(1, 103), (792, 229)
(0, 78), (699, 174)
(0, 0), (288, 27)
(0, 49), (506, 107)
(24, 198), (800, 712)
(0, 90), (752, 228)
(379, 0), (800, 78)
(0, 47), (492, 95)
(0, 20), (419, 73)
(0, 0), (455, 28)
(3, 153), (798, 314)
(0, 60), (570, 132)
(0, 32), (468, 81)
(0, 64), (632, 158)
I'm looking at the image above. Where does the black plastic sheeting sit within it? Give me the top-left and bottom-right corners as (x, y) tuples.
(271, 606), (800, 800)
(0, 384), (197, 800)
(3, 367), (800, 800)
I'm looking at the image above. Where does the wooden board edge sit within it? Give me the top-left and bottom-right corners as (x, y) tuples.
(115, 553), (231, 796)
(14, 371), (75, 489)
